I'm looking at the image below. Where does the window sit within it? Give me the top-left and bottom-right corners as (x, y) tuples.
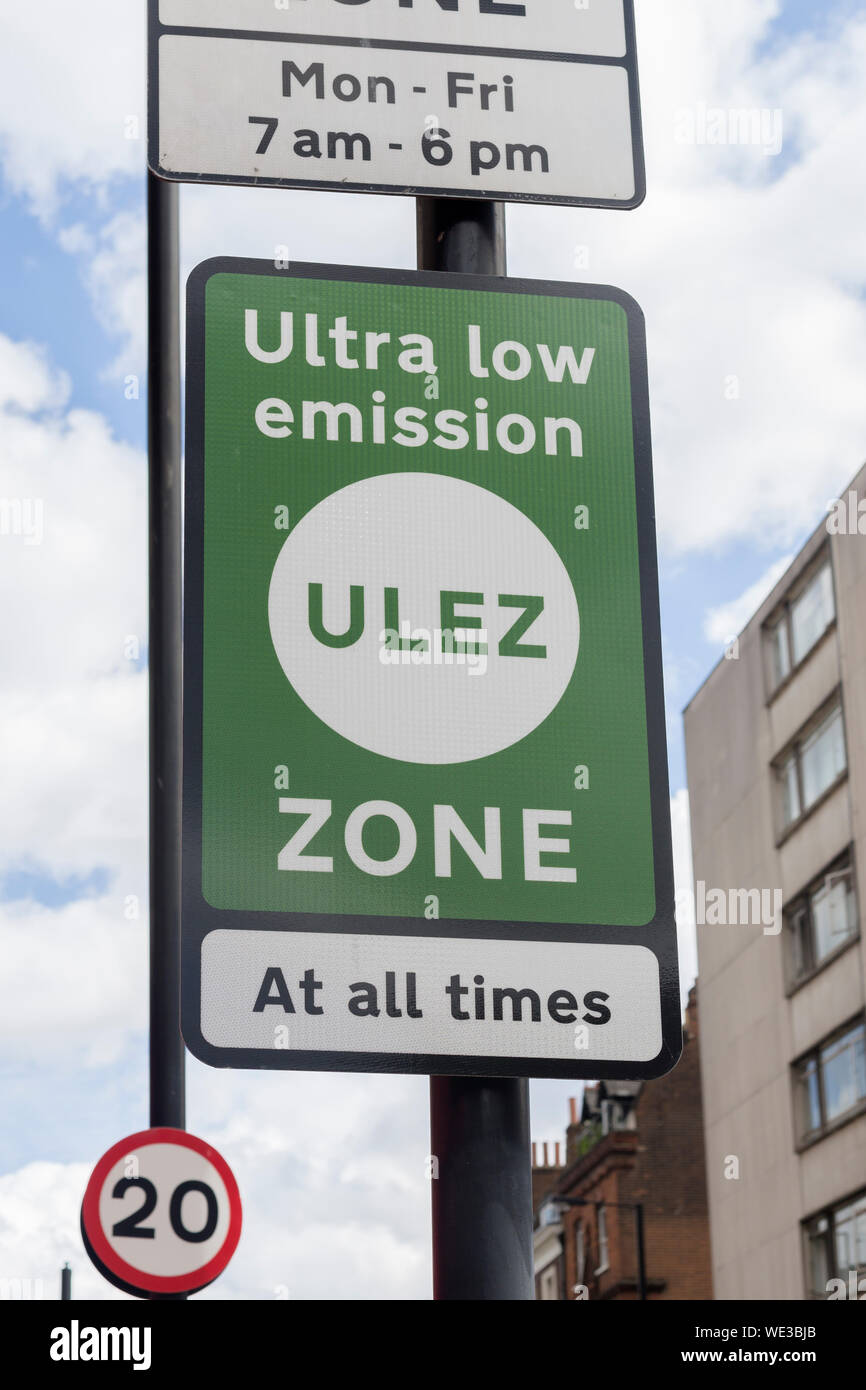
(794, 1019), (866, 1143)
(575, 1223), (586, 1285)
(800, 708), (846, 807)
(538, 1198), (562, 1228)
(768, 614), (791, 687)
(812, 869), (858, 960)
(595, 1205), (609, 1274)
(822, 1026), (866, 1124)
(791, 563), (835, 665)
(834, 1194), (866, 1283)
(806, 1215), (831, 1297)
(779, 750), (801, 825)
(776, 702), (847, 831)
(539, 1265), (559, 1301)
(797, 1055), (822, 1137)
(765, 557), (835, 693)
(785, 856), (858, 986)
(804, 1190), (866, 1297)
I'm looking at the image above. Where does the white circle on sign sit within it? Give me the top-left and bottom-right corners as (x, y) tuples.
(81, 1128), (242, 1295)
(96, 1144), (230, 1279)
(268, 472), (579, 763)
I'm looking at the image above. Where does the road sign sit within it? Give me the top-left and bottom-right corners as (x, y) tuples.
(81, 1128), (242, 1298)
(182, 258), (679, 1079)
(148, 0), (644, 207)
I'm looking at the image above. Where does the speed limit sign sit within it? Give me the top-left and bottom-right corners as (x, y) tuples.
(81, 1128), (242, 1297)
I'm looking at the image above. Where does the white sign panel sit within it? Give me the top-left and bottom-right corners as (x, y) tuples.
(148, 0), (644, 207)
(201, 931), (663, 1063)
(160, 0), (627, 55)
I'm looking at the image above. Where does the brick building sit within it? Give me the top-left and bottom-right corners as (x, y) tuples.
(533, 986), (713, 1300)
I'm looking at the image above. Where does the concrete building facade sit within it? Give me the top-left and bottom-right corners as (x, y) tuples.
(684, 463), (866, 1300)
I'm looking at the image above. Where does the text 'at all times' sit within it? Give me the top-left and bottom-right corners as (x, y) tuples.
(252, 965), (612, 1028)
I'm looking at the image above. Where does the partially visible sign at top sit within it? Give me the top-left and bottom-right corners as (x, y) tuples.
(159, 0), (627, 54)
(148, 0), (645, 207)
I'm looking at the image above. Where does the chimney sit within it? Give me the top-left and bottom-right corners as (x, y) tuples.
(565, 1094), (583, 1165)
(531, 1138), (566, 1171)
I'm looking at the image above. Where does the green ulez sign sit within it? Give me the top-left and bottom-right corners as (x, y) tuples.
(183, 259), (678, 1079)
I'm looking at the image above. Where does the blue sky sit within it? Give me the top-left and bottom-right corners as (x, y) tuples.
(762, 0), (863, 47)
(0, 190), (145, 434)
(1, 0), (865, 1299)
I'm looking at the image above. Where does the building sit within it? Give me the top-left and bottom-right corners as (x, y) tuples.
(684, 462), (866, 1300)
(532, 986), (713, 1300)
(532, 1141), (568, 1300)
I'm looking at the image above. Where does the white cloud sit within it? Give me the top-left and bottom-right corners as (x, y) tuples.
(0, 1072), (433, 1302)
(0, 335), (69, 413)
(0, 1), (143, 217)
(0, 1161), (125, 1301)
(507, 2), (866, 555)
(0, 334), (147, 1071)
(190, 1066), (432, 1299)
(0, 897), (146, 1067)
(0, 675), (146, 882)
(703, 553), (794, 645)
(0, 330), (147, 894)
(59, 214), (147, 381)
(182, 183), (415, 277)
(0, 5), (146, 379)
(0, 331), (146, 687)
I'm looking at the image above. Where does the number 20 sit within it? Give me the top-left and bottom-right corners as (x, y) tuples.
(111, 1177), (218, 1244)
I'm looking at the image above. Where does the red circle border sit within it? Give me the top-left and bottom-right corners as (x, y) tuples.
(81, 1127), (242, 1295)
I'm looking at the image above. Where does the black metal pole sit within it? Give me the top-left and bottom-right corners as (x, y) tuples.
(60, 1263), (71, 1301)
(417, 197), (533, 1301)
(147, 169), (185, 1136)
(417, 197), (506, 278)
(635, 1201), (647, 1301)
(428, 1075), (533, 1300)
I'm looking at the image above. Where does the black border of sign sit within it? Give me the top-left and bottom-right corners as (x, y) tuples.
(146, 1), (646, 209)
(182, 257), (680, 1080)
